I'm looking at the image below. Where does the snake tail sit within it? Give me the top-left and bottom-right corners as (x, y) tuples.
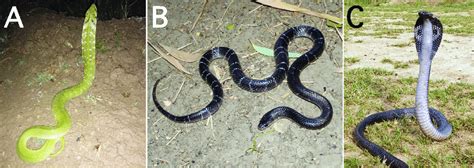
(353, 108), (451, 168)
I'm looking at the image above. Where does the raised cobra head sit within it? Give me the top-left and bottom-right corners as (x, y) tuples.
(414, 11), (443, 61)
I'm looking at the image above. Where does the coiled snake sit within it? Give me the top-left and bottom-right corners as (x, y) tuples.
(153, 25), (332, 130)
(353, 11), (452, 168)
(16, 4), (97, 163)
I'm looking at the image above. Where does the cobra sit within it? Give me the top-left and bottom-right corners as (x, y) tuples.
(153, 25), (332, 130)
(16, 4), (97, 163)
(353, 11), (452, 168)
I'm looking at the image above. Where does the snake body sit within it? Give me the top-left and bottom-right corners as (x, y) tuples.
(353, 11), (452, 167)
(153, 25), (332, 129)
(16, 4), (97, 163)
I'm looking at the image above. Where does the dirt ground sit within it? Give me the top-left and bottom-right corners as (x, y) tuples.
(147, 0), (343, 167)
(0, 8), (146, 167)
(345, 33), (474, 83)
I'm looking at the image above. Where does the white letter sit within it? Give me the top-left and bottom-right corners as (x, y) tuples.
(152, 6), (168, 28)
(4, 6), (24, 28)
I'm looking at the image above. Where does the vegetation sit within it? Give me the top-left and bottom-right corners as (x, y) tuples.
(344, 1), (474, 38)
(27, 72), (55, 86)
(344, 68), (474, 167)
(345, 57), (361, 66)
(381, 58), (410, 69)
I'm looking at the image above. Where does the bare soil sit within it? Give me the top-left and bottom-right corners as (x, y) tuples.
(345, 33), (474, 83)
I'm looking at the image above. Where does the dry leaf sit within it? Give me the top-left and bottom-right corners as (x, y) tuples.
(256, 0), (342, 24)
(250, 40), (301, 58)
(148, 41), (191, 74)
(163, 100), (172, 107)
(213, 65), (222, 80)
(160, 44), (201, 63)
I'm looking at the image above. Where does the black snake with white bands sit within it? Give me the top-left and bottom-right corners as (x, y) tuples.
(153, 25), (332, 130)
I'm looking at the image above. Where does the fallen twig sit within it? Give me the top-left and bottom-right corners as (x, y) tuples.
(0, 57), (11, 64)
(147, 56), (162, 64)
(190, 0), (209, 32)
(335, 27), (342, 41)
(171, 79), (186, 104)
(147, 40), (191, 74)
(166, 130), (182, 145)
(247, 5), (263, 15)
(256, 0), (342, 24)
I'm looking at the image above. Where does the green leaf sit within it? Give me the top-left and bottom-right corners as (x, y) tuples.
(327, 20), (342, 29)
(251, 41), (301, 58)
(225, 23), (235, 31)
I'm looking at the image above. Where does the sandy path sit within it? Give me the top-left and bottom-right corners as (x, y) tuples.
(345, 33), (473, 83)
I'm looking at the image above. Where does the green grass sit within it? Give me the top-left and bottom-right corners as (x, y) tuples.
(344, 157), (363, 168)
(381, 58), (410, 69)
(114, 31), (122, 48)
(85, 94), (101, 104)
(60, 63), (71, 73)
(15, 58), (25, 66)
(390, 39), (414, 48)
(381, 58), (392, 63)
(246, 129), (275, 154)
(27, 72), (55, 86)
(408, 59), (419, 64)
(345, 0), (389, 6)
(96, 39), (108, 53)
(344, 68), (474, 167)
(345, 57), (361, 66)
(2, 79), (13, 87)
(392, 62), (408, 69)
(344, 2), (474, 38)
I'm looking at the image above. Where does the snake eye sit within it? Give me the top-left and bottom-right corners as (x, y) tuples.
(258, 123), (269, 130)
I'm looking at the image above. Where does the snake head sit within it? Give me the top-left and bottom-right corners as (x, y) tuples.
(258, 112), (277, 131)
(414, 11), (443, 60)
(257, 114), (272, 131)
(418, 11), (434, 19)
(257, 122), (270, 131)
(85, 4), (97, 25)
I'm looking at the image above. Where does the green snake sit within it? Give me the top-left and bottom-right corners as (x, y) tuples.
(16, 4), (97, 163)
